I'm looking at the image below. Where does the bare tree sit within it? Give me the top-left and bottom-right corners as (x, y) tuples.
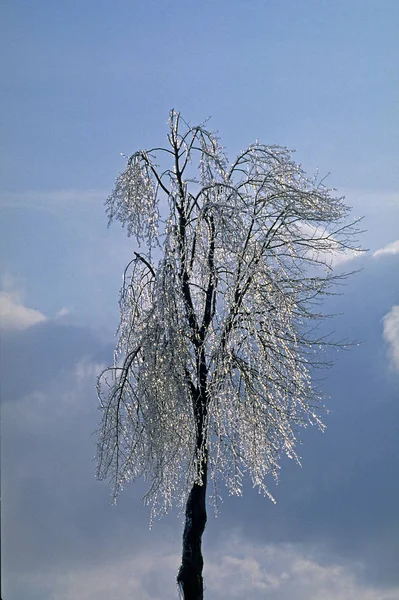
(96, 110), (362, 599)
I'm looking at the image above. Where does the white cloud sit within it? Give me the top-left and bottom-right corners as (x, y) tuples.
(382, 305), (399, 372)
(0, 291), (46, 330)
(6, 537), (399, 600)
(338, 189), (399, 256)
(204, 537), (399, 600)
(297, 222), (363, 269)
(329, 247), (364, 267)
(372, 239), (399, 259)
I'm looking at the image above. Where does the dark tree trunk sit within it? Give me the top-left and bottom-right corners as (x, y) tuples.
(177, 346), (209, 598)
(177, 456), (208, 600)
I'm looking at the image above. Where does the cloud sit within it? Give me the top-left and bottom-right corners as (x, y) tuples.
(4, 357), (105, 428)
(0, 291), (46, 330)
(2, 345), (114, 584)
(2, 260), (399, 599)
(1, 320), (111, 402)
(382, 305), (399, 371)
(6, 548), (180, 600)
(6, 537), (399, 600)
(372, 239), (399, 259)
(295, 222), (364, 269)
(340, 189), (399, 254)
(56, 306), (70, 317)
(204, 538), (399, 600)
(329, 247), (364, 267)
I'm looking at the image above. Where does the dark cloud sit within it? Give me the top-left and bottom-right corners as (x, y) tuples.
(1, 320), (112, 401)
(2, 255), (398, 598)
(1, 320), (175, 588)
(208, 254), (399, 587)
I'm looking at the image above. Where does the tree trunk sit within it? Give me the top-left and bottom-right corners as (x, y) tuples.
(177, 458), (208, 600)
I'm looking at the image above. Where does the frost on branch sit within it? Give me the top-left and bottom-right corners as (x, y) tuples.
(105, 151), (159, 247)
(97, 110), (363, 518)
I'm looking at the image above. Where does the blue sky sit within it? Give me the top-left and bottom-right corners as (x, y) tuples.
(1, 1), (398, 598)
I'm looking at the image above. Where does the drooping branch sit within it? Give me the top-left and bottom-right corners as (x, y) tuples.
(98, 107), (363, 514)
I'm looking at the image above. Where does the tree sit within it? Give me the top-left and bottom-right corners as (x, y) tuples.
(96, 110), (362, 599)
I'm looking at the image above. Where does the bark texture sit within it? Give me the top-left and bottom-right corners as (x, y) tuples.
(177, 461), (208, 600)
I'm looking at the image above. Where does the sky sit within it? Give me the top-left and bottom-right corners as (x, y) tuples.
(1, 0), (398, 598)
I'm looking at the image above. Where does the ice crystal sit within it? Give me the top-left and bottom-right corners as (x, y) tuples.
(97, 110), (362, 517)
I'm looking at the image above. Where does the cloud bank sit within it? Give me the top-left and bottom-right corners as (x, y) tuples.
(0, 291), (46, 330)
(372, 239), (399, 259)
(11, 537), (399, 600)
